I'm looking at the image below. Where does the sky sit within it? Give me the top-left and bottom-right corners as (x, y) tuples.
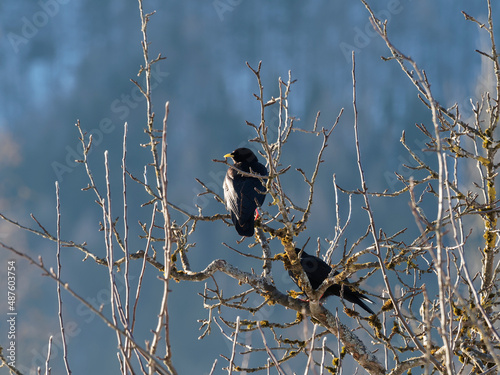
(0, 0), (497, 374)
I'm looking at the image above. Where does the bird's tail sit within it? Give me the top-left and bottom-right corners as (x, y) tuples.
(355, 295), (375, 315)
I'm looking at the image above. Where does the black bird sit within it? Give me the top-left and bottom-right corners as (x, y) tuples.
(223, 148), (268, 236)
(289, 248), (374, 314)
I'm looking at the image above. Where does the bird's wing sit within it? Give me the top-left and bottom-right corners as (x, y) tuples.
(300, 254), (333, 290)
(223, 170), (238, 213)
(247, 163), (268, 207)
(224, 171), (265, 225)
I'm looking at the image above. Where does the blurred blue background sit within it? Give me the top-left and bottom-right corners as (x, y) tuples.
(0, 0), (496, 373)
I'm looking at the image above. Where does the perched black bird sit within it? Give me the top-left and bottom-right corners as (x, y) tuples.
(289, 248), (374, 314)
(223, 148), (268, 236)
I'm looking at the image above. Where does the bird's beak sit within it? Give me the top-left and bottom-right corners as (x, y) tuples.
(224, 153), (234, 158)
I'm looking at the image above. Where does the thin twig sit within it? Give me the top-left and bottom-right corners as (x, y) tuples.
(132, 202), (158, 333)
(304, 323), (318, 375)
(149, 102), (177, 375)
(45, 335), (52, 375)
(256, 322), (286, 375)
(228, 316), (240, 375)
(320, 337), (327, 375)
(55, 182), (71, 374)
(103, 151), (128, 373)
(208, 359), (218, 375)
(122, 122), (131, 359)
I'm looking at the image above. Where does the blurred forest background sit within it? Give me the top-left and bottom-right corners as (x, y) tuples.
(0, 0), (497, 373)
